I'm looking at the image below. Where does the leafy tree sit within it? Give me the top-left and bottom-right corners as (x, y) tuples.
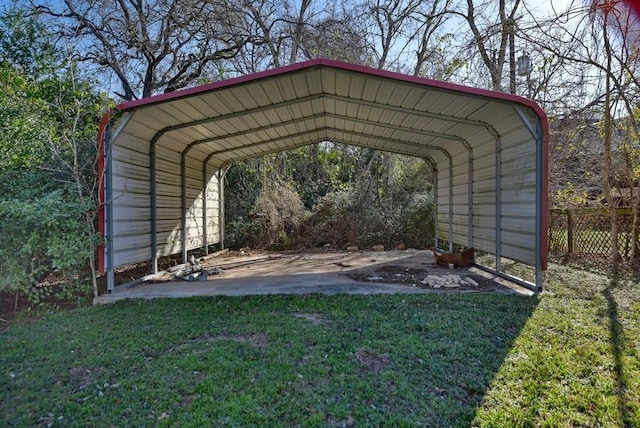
(0, 9), (107, 305)
(0, 67), (50, 187)
(0, 6), (57, 77)
(0, 9), (54, 187)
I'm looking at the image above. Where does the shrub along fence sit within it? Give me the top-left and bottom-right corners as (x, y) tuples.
(548, 207), (637, 258)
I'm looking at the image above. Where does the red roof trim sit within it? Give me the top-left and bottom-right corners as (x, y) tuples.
(97, 109), (115, 273)
(117, 58), (547, 122)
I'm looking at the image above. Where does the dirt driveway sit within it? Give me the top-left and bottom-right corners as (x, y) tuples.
(94, 250), (532, 304)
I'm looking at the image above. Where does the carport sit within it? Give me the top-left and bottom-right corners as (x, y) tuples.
(98, 58), (548, 292)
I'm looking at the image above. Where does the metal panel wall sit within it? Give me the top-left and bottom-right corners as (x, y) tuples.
(111, 135), (152, 267)
(204, 164), (221, 247)
(497, 124), (538, 265)
(435, 110), (540, 267)
(110, 137), (222, 267)
(470, 139), (498, 255)
(154, 144), (183, 258)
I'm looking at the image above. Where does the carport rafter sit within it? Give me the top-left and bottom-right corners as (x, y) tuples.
(150, 92), (498, 152)
(187, 111), (469, 149)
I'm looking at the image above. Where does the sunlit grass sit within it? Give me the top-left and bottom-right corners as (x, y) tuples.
(472, 262), (640, 427)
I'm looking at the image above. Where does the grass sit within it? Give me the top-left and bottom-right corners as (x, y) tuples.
(1, 262), (639, 427)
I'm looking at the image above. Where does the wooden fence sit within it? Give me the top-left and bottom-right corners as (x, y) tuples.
(548, 207), (638, 258)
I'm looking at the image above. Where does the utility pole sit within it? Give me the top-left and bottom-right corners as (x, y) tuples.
(508, 17), (516, 94)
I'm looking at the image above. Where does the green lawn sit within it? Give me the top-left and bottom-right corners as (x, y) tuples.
(1, 263), (639, 427)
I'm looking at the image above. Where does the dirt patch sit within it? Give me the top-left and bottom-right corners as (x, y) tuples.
(243, 332), (268, 349)
(353, 347), (391, 373)
(347, 263), (502, 292)
(1, 285), (93, 332)
(167, 332), (268, 353)
(292, 313), (331, 326)
(69, 366), (97, 389)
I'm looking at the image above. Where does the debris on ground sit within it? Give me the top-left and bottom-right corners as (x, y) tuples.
(334, 261), (353, 268)
(348, 264), (499, 292)
(142, 254), (224, 283)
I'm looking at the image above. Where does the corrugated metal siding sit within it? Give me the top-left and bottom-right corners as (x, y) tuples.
(468, 129), (497, 256)
(498, 125), (538, 265)
(431, 105), (539, 266)
(110, 133), (223, 266)
(204, 166), (221, 245)
(111, 138), (152, 267)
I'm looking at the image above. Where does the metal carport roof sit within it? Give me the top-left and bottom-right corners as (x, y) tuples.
(98, 58), (548, 292)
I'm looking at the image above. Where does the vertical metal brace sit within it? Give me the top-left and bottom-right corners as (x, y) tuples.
(514, 105), (545, 291)
(468, 149), (474, 249)
(448, 154), (454, 252)
(218, 164), (231, 250)
(104, 113), (134, 292)
(181, 153), (187, 263)
(423, 157), (438, 249)
(495, 135), (502, 271)
(202, 161), (209, 255)
(150, 139), (157, 273)
(149, 135), (161, 274)
(181, 142), (198, 263)
(535, 123), (544, 291)
(218, 168), (223, 250)
(104, 125), (114, 293)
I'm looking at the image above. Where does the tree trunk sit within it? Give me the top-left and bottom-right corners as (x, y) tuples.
(602, 25), (621, 263)
(631, 187), (639, 263)
(464, 0), (521, 92)
(508, 19), (516, 94)
(289, 0), (312, 64)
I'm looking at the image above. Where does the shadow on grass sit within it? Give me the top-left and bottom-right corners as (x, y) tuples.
(603, 271), (633, 427)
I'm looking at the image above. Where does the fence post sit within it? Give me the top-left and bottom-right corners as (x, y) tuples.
(567, 210), (573, 255)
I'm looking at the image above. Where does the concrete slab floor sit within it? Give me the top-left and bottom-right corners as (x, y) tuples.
(94, 250), (533, 304)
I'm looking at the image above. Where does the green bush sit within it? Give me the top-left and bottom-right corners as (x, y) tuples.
(299, 187), (435, 250)
(0, 190), (93, 303)
(398, 191), (435, 248)
(298, 189), (360, 248)
(225, 217), (260, 249)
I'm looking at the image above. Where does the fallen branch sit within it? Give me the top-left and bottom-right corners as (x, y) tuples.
(141, 255), (223, 283)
